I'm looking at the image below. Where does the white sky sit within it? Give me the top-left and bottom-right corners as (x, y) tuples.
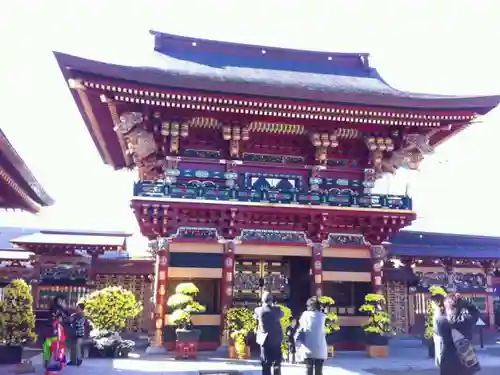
(0, 1), (499, 254)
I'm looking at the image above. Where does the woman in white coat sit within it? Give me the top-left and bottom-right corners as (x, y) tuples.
(296, 296), (328, 375)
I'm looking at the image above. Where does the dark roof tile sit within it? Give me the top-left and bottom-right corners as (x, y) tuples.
(53, 31), (500, 111)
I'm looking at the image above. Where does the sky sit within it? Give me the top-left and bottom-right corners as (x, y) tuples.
(0, 1), (499, 254)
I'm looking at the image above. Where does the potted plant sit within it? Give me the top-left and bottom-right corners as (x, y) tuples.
(358, 293), (393, 358)
(0, 279), (37, 364)
(319, 296), (340, 357)
(82, 286), (142, 358)
(277, 304), (292, 358)
(424, 286), (447, 358)
(166, 282), (206, 359)
(226, 307), (257, 359)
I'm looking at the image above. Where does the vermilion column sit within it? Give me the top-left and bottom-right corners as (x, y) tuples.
(311, 243), (323, 297)
(221, 240), (235, 312)
(484, 261), (495, 329)
(151, 238), (169, 351)
(220, 240), (235, 346)
(370, 245), (386, 295)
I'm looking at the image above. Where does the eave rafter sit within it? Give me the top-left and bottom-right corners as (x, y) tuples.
(10, 242), (122, 255)
(67, 75), (483, 174)
(77, 78), (478, 125)
(0, 167), (41, 213)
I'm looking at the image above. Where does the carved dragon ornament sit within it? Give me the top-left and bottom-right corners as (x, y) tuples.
(365, 126), (450, 177)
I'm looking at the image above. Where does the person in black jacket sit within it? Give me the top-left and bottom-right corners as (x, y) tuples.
(254, 291), (283, 375)
(435, 294), (480, 375)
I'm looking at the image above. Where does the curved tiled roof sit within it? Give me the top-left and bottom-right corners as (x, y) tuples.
(389, 230), (500, 259)
(53, 31), (500, 111)
(0, 129), (53, 211)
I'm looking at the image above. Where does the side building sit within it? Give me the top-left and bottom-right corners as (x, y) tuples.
(386, 230), (500, 334)
(54, 31), (500, 349)
(0, 227), (154, 335)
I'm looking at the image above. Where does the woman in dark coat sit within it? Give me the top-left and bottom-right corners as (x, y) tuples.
(435, 294), (480, 375)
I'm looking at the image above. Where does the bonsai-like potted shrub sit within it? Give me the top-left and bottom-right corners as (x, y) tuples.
(278, 304), (292, 358)
(0, 279), (37, 364)
(226, 307), (257, 359)
(319, 296), (340, 357)
(424, 286), (447, 358)
(167, 282), (206, 358)
(359, 293), (393, 358)
(82, 286), (142, 358)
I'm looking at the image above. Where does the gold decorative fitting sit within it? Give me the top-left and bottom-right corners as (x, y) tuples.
(161, 121), (170, 136)
(180, 123), (189, 138)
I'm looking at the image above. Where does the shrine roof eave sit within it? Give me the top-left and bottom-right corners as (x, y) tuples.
(0, 129), (54, 212)
(392, 229), (500, 248)
(10, 232), (127, 251)
(53, 46), (500, 112)
(388, 244), (500, 259)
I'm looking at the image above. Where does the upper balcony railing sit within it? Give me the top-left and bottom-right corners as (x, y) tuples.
(133, 181), (413, 211)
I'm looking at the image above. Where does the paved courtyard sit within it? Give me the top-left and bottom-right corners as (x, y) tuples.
(8, 345), (500, 375)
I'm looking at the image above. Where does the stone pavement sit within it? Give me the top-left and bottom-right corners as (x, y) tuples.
(7, 344), (500, 374)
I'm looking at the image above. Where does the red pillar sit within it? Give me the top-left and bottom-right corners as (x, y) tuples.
(370, 245), (386, 295)
(151, 238), (169, 350)
(311, 243), (323, 297)
(220, 240), (235, 346)
(484, 261), (496, 329)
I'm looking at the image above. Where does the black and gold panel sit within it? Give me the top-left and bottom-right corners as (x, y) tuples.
(169, 253), (223, 268)
(322, 258), (372, 273)
(233, 259), (290, 308)
(322, 257), (372, 283)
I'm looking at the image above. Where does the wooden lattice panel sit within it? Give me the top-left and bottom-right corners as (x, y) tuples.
(95, 274), (151, 332)
(386, 281), (409, 334)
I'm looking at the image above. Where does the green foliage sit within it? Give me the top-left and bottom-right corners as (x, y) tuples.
(424, 286), (447, 339)
(0, 279), (36, 345)
(167, 283), (206, 329)
(278, 304), (292, 356)
(319, 296), (340, 334)
(359, 293), (393, 336)
(82, 286), (142, 332)
(226, 307), (257, 357)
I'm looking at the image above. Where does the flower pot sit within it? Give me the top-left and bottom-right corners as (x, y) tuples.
(0, 345), (23, 364)
(175, 329), (201, 359)
(365, 334), (389, 358)
(230, 343), (250, 359)
(175, 329), (201, 342)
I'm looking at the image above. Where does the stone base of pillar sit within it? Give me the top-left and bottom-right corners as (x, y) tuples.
(145, 345), (168, 355)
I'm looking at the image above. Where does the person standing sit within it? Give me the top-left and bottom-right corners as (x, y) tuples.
(43, 296), (70, 373)
(295, 296), (327, 375)
(254, 291), (283, 375)
(435, 294), (480, 375)
(68, 303), (87, 366)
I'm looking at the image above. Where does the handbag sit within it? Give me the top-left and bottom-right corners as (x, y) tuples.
(451, 329), (479, 369)
(294, 328), (305, 345)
